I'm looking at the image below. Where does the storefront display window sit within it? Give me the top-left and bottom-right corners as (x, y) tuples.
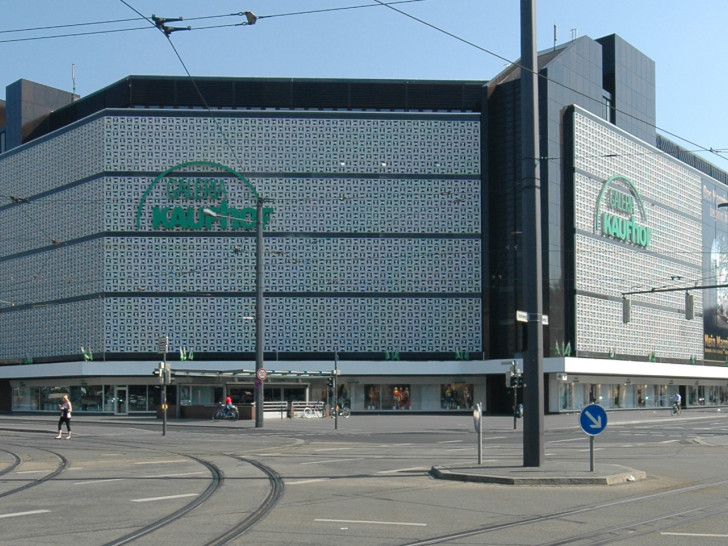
(364, 385), (380, 410)
(440, 384), (473, 410)
(12, 385), (39, 411)
(78, 385), (103, 411)
(128, 385), (148, 411)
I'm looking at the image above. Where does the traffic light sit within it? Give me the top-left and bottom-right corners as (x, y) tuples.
(327, 376), (334, 388)
(622, 297), (631, 323)
(685, 292), (694, 320)
(153, 362), (172, 384)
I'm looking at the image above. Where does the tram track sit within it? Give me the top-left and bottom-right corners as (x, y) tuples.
(401, 476), (728, 546)
(0, 447), (22, 477)
(0, 445), (69, 499)
(2, 431), (284, 545)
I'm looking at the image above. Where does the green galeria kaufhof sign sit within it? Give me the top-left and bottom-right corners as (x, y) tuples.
(135, 161), (273, 231)
(594, 174), (652, 248)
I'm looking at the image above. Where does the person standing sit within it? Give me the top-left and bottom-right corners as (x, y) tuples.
(56, 395), (72, 439)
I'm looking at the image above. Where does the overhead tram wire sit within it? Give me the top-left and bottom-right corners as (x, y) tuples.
(0, 3), (724, 165)
(370, 0), (728, 166)
(0, 2), (429, 43)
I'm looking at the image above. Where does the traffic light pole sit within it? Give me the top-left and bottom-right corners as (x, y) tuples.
(334, 353), (339, 430)
(162, 366), (167, 436)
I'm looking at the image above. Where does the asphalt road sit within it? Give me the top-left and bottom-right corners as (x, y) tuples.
(1, 409), (728, 545)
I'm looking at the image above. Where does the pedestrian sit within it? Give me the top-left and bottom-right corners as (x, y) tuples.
(56, 395), (72, 439)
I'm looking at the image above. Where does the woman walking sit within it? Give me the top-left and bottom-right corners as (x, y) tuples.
(56, 395), (72, 439)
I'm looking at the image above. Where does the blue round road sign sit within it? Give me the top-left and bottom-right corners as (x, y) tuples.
(579, 404), (607, 435)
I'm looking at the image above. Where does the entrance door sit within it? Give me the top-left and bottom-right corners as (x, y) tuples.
(114, 386), (128, 415)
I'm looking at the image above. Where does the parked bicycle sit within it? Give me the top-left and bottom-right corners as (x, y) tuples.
(212, 403), (239, 421)
(303, 401), (326, 418)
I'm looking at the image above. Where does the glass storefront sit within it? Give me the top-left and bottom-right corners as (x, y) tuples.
(12, 383), (162, 413)
(554, 377), (727, 412)
(360, 382), (477, 411)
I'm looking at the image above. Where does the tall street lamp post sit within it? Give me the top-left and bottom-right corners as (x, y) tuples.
(203, 197), (265, 428)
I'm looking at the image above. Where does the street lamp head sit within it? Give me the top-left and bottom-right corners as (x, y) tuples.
(718, 202), (728, 209)
(202, 208), (218, 218)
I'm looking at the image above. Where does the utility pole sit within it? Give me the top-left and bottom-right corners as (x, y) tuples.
(255, 196), (265, 428)
(520, 0), (545, 467)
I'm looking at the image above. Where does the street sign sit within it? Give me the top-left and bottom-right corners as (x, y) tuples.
(256, 368), (268, 381)
(473, 403), (482, 432)
(579, 404), (607, 436)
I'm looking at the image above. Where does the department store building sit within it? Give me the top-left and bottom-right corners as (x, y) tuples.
(2, 34), (728, 416)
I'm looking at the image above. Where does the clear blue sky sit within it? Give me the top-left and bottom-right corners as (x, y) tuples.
(2, 0), (727, 168)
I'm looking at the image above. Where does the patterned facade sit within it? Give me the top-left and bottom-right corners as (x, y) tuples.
(0, 111), (483, 361)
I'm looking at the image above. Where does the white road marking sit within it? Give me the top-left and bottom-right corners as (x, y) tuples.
(548, 438), (584, 443)
(377, 467), (428, 474)
(300, 458), (362, 465)
(0, 510), (50, 519)
(316, 518), (426, 527)
(144, 472), (206, 478)
(287, 478), (331, 485)
(74, 478), (124, 485)
(315, 447), (353, 452)
(134, 459), (187, 465)
(132, 493), (198, 503)
(662, 532), (728, 538)
(437, 440), (464, 444)
(15, 470), (48, 474)
(659, 439), (680, 444)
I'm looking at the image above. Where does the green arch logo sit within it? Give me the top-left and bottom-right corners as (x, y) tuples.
(594, 174), (652, 248)
(135, 161), (273, 231)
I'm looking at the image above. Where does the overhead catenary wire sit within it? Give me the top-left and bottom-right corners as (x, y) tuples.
(2, 2), (724, 165)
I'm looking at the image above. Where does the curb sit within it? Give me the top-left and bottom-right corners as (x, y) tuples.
(429, 465), (647, 486)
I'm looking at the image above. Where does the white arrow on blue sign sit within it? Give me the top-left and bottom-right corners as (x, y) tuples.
(579, 404), (608, 435)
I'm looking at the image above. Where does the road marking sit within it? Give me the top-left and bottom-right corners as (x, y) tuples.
(377, 467), (428, 474)
(74, 478), (124, 485)
(662, 532), (728, 538)
(132, 493), (198, 503)
(548, 438), (583, 444)
(437, 440), (464, 444)
(0, 510), (51, 519)
(314, 447), (353, 452)
(16, 470), (48, 474)
(144, 472), (206, 478)
(134, 459), (187, 465)
(659, 439), (680, 444)
(315, 518), (426, 527)
(287, 478), (330, 485)
(300, 458), (362, 465)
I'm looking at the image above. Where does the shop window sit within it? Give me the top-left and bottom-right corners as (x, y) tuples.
(440, 384), (473, 410)
(128, 385), (148, 411)
(382, 385), (411, 410)
(364, 384), (380, 410)
(78, 385), (103, 411)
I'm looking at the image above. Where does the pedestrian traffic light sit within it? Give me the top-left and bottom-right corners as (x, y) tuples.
(327, 376), (334, 388)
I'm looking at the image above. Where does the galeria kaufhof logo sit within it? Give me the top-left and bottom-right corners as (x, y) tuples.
(135, 161), (273, 231)
(594, 174), (652, 248)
